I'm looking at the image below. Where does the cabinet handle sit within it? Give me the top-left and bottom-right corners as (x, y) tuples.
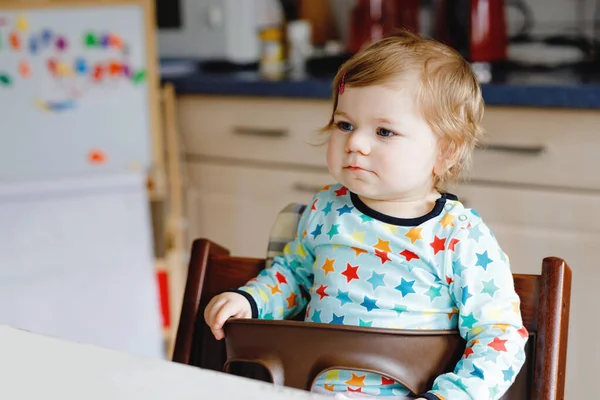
(477, 143), (545, 155)
(292, 182), (324, 194)
(232, 126), (288, 138)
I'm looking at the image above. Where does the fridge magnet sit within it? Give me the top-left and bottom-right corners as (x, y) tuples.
(75, 57), (88, 75)
(29, 35), (38, 54)
(91, 63), (105, 82)
(41, 29), (52, 46)
(9, 31), (21, 51)
(16, 15), (28, 31)
(55, 35), (68, 51)
(57, 61), (74, 77)
(108, 60), (122, 77)
(88, 149), (107, 165)
(109, 33), (123, 50)
(132, 69), (147, 85)
(0, 72), (12, 86)
(19, 60), (31, 78)
(47, 58), (58, 76)
(36, 99), (76, 112)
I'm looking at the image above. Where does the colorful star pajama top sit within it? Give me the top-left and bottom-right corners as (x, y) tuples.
(238, 184), (528, 399)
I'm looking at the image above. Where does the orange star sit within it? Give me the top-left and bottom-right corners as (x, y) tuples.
(405, 227), (423, 244)
(266, 284), (282, 295)
(320, 185), (331, 191)
(286, 293), (298, 309)
(351, 247), (368, 257)
(345, 373), (366, 386)
(321, 258), (335, 275)
(440, 213), (455, 228)
(373, 238), (391, 252)
(488, 337), (508, 352)
(323, 384), (335, 391)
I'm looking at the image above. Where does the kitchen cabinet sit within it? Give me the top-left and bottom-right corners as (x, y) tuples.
(177, 95), (600, 398)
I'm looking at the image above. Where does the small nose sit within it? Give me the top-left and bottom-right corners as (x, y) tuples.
(345, 130), (371, 155)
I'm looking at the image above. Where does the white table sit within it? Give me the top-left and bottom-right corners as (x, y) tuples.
(0, 325), (328, 399)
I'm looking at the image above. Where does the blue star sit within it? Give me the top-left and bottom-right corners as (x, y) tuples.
(312, 309), (322, 323)
(336, 204), (354, 216)
(310, 224), (323, 239)
(469, 224), (484, 242)
(394, 304), (408, 315)
(470, 364), (485, 380)
(476, 250), (493, 270)
(360, 295), (379, 312)
(461, 285), (472, 305)
(367, 272), (386, 290)
(453, 259), (469, 278)
(360, 214), (373, 223)
(394, 278), (416, 297)
(359, 319), (373, 327)
(336, 289), (352, 306)
(331, 313), (345, 324)
(502, 366), (515, 382)
(461, 312), (478, 329)
(470, 209), (480, 218)
(322, 201), (333, 216)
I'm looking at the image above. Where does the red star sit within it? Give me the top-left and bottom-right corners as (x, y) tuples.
(381, 376), (395, 385)
(517, 326), (528, 339)
(342, 263), (359, 283)
(374, 249), (391, 264)
(430, 236), (446, 255)
(347, 387), (362, 393)
(448, 238), (460, 251)
(464, 347), (474, 358)
(315, 284), (329, 300)
(445, 275), (454, 285)
(286, 293), (298, 309)
(311, 199), (318, 210)
(334, 186), (348, 197)
(400, 249), (419, 261)
(275, 272), (288, 284)
(488, 337), (508, 352)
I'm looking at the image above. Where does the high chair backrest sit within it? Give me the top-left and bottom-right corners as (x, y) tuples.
(173, 238), (571, 399)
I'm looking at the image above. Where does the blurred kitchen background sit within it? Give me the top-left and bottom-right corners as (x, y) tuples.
(1, 1), (599, 399)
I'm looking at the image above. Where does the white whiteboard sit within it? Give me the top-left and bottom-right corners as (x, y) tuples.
(0, 3), (151, 183)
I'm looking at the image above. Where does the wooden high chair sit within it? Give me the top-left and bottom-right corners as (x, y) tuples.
(172, 238), (571, 399)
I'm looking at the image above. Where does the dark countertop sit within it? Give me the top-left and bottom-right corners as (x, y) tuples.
(161, 59), (600, 110)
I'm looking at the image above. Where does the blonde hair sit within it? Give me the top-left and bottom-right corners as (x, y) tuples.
(322, 30), (485, 189)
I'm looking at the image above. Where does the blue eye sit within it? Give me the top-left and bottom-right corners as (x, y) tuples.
(376, 128), (395, 137)
(336, 121), (354, 132)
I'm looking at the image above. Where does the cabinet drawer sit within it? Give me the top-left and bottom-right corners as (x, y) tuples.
(186, 161), (334, 257)
(452, 183), (600, 233)
(475, 107), (600, 190)
(178, 96), (330, 168)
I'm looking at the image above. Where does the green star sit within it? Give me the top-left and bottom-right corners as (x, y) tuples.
(481, 278), (500, 297)
(360, 214), (373, 223)
(424, 285), (443, 301)
(359, 319), (373, 327)
(461, 312), (479, 330)
(327, 224), (340, 239)
(394, 304), (408, 315)
(489, 384), (500, 398)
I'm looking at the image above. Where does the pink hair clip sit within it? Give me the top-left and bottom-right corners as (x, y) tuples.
(339, 72), (346, 95)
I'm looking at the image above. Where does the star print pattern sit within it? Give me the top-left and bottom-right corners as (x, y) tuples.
(239, 184), (527, 398)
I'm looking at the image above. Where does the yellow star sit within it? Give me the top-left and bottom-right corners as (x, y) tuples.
(351, 229), (366, 244)
(345, 373), (366, 386)
(321, 258), (335, 275)
(447, 308), (458, 320)
(17, 15), (28, 31)
(325, 369), (339, 382)
(266, 284), (282, 295)
(424, 308), (438, 315)
(351, 246), (368, 257)
(296, 243), (307, 258)
(512, 301), (520, 313)
(373, 238), (391, 252)
(333, 244), (341, 250)
(440, 213), (455, 229)
(405, 227), (423, 244)
(470, 326), (485, 335)
(493, 323), (510, 333)
(258, 288), (269, 303)
(384, 224), (398, 234)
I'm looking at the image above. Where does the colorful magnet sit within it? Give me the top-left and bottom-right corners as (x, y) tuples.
(88, 149), (107, 165)
(19, 60), (31, 78)
(29, 35), (38, 54)
(121, 64), (131, 77)
(16, 15), (28, 31)
(108, 61), (122, 77)
(74, 57), (88, 74)
(91, 64), (104, 82)
(84, 32), (97, 47)
(47, 58), (58, 76)
(55, 36), (67, 51)
(38, 99), (75, 112)
(132, 69), (147, 84)
(109, 33), (123, 50)
(0, 73), (11, 86)
(100, 34), (110, 47)
(42, 28), (52, 46)
(9, 31), (21, 51)
(57, 61), (73, 77)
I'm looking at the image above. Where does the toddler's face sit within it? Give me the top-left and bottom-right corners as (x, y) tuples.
(326, 80), (441, 202)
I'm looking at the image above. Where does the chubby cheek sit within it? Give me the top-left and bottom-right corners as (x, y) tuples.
(326, 133), (342, 174)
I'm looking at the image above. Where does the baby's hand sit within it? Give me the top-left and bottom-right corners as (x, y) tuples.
(203, 292), (252, 340)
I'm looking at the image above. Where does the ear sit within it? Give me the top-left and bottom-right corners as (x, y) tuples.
(433, 141), (458, 177)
